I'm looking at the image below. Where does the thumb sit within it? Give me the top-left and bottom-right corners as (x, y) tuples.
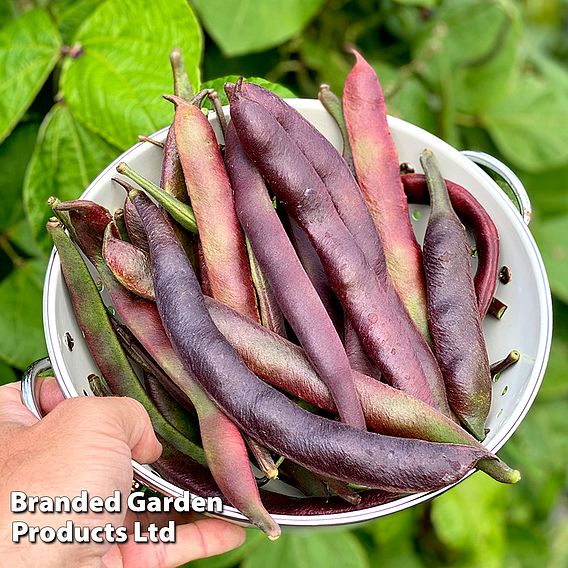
(43, 396), (163, 464)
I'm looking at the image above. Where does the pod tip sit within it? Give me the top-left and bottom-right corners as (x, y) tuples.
(169, 47), (182, 63)
(163, 93), (186, 107)
(46, 217), (60, 230)
(510, 469), (521, 483)
(224, 82), (236, 99)
(112, 177), (134, 192)
(138, 135), (164, 148)
(116, 162), (127, 174)
(47, 196), (59, 207)
(265, 467), (279, 481)
(265, 524), (281, 540)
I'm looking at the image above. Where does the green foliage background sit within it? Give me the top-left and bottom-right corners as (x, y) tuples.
(0, 0), (567, 565)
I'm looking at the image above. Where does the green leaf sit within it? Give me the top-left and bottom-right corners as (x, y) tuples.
(192, 0), (325, 57)
(537, 336), (568, 400)
(60, 0), (202, 148)
(0, 358), (17, 385)
(431, 473), (506, 567)
(389, 78), (437, 134)
(6, 218), (46, 260)
(189, 530), (264, 568)
(300, 38), (351, 95)
(51, 0), (103, 44)
(532, 215), (568, 303)
(550, 517), (568, 568)
(0, 259), (47, 369)
(0, 8), (61, 143)
(0, 0), (16, 29)
(483, 75), (568, 172)
(393, 0), (437, 6)
(363, 508), (424, 568)
(243, 530), (369, 568)
(202, 75), (295, 107)
(414, 0), (521, 114)
(0, 121), (40, 232)
(23, 103), (118, 253)
(518, 163), (568, 219)
(503, 399), (568, 516)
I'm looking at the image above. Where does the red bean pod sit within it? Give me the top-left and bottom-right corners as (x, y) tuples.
(343, 50), (430, 341)
(228, 85), (450, 416)
(133, 190), (494, 493)
(420, 150), (492, 440)
(224, 122), (366, 430)
(168, 95), (259, 322)
(102, 223), (154, 300)
(401, 174), (499, 318)
(204, 297), (519, 484)
(123, 195), (149, 252)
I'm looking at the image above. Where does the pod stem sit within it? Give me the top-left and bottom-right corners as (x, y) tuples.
(246, 437), (279, 480)
(317, 84), (353, 171)
(110, 316), (172, 388)
(113, 209), (129, 242)
(245, 238), (287, 336)
(169, 47), (194, 101)
(324, 477), (362, 506)
(420, 149), (453, 218)
(491, 350), (520, 378)
(207, 90), (228, 136)
(116, 163), (197, 233)
(88, 374), (112, 397)
(138, 135), (164, 148)
(489, 297), (508, 320)
(48, 196), (79, 243)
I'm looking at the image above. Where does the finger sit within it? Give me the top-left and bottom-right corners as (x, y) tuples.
(37, 376), (65, 414)
(0, 377), (66, 428)
(116, 518), (246, 568)
(124, 508), (202, 532)
(0, 381), (40, 428)
(45, 397), (163, 464)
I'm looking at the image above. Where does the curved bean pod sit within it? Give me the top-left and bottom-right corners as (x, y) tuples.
(401, 174), (499, 318)
(343, 50), (430, 340)
(420, 150), (492, 440)
(134, 191), (494, 493)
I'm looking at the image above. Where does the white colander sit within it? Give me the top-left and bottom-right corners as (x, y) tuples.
(22, 99), (552, 528)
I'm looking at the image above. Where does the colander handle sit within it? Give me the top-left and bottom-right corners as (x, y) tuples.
(21, 357), (52, 419)
(461, 150), (532, 225)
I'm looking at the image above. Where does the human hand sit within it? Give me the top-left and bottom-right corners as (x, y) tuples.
(0, 378), (246, 567)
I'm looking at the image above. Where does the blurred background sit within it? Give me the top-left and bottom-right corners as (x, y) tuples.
(0, 0), (567, 566)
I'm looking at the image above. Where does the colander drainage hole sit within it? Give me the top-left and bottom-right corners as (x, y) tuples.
(64, 332), (74, 351)
(496, 408), (503, 418)
(501, 385), (509, 396)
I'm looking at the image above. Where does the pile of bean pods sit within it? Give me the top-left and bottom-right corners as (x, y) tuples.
(47, 48), (521, 539)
